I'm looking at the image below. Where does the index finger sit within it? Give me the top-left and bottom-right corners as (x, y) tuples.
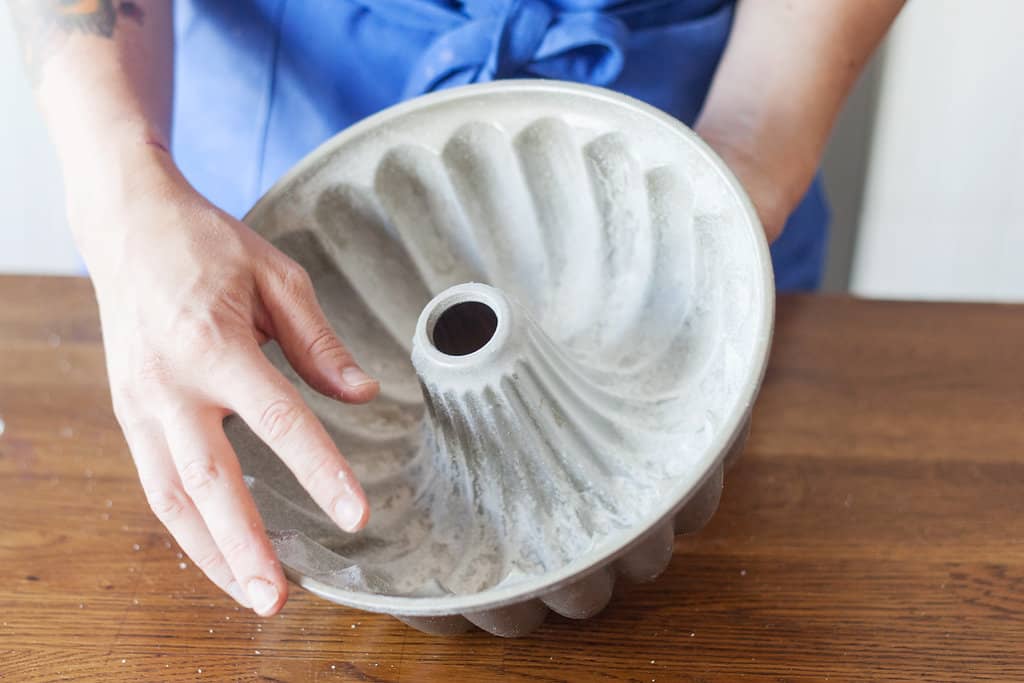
(211, 345), (370, 533)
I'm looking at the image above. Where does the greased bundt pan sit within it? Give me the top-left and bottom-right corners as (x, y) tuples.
(225, 80), (775, 637)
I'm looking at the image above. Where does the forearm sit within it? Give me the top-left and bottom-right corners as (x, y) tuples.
(695, 0), (904, 238)
(8, 1), (174, 256)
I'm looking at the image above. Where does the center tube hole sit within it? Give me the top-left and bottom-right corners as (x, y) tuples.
(431, 301), (498, 356)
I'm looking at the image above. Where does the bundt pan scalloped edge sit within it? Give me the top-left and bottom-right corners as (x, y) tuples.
(226, 80), (775, 637)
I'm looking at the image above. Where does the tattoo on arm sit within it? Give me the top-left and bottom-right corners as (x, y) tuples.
(8, 0), (145, 84)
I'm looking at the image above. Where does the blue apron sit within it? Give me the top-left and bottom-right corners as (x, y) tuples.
(172, 0), (829, 291)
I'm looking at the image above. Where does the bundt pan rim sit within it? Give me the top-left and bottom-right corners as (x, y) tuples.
(242, 80), (775, 618)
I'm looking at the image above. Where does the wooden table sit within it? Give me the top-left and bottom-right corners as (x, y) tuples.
(1, 275), (1022, 682)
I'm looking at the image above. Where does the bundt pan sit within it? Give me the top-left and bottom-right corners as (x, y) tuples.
(226, 81), (775, 637)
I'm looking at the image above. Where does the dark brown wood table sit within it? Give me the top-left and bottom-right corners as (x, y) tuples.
(1, 275), (1022, 682)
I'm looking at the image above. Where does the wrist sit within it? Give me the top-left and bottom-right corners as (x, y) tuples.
(60, 117), (173, 202)
(695, 113), (819, 241)
(698, 111), (817, 197)
(62, 127), (184, 279)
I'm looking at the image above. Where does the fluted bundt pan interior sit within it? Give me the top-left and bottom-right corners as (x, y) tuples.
(226, 81), (774, 636)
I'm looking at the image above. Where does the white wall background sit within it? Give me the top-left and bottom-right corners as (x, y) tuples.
(852, 0), (1024, 301)
(1, 1), (1023, 301)
(0, 12), (79, 275)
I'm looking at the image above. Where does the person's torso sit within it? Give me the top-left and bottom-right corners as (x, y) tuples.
(172, 0), (827, 290)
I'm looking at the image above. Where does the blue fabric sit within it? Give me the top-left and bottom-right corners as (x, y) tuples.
(172, 0), (828, 290)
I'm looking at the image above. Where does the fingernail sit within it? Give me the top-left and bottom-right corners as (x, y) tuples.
(341, 365), (376, 388)
(246, 578), (279, 615)
(334, 495), (367, 533)
(226, 580), (252, 608)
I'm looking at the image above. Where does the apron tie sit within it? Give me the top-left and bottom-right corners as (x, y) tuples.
(402, 0), (629, 97)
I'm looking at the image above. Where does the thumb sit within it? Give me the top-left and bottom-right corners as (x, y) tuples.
(258, 262), (380, 404)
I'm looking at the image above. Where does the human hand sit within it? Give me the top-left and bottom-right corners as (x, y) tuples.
(74, 145), (379, 616)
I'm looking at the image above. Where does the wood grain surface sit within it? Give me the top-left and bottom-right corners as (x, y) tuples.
(1, 275), (1022, 682)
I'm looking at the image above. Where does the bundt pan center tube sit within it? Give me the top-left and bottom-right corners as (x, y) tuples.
(226, 80), (775, 637)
